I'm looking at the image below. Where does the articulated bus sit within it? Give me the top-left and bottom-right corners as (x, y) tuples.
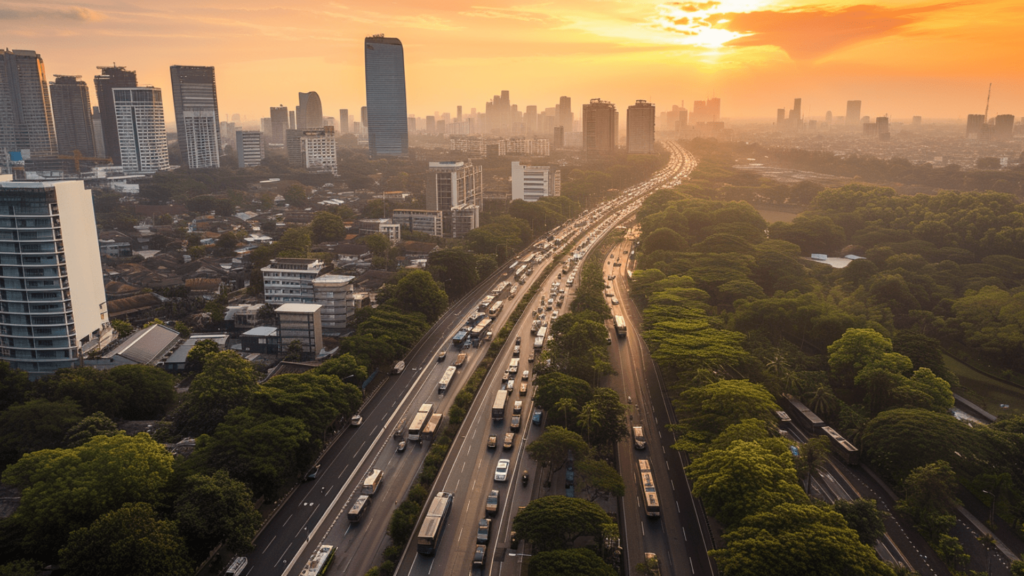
(298, 545), (336, 576)
(614, 315), (627, 338)
(438, 365), (457, 393)
(417, 492), (454, 555)
(638, 460), (661, 518)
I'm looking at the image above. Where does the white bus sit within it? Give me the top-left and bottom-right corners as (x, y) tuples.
(407, 403), (434, 441)
(638, 460), (661, 517)
(347, 494), (371, 523)
(417, 492), (454, 556)
(492, 389), (509, 420)
(226, 557), (248, 576)
(298, 545), (336, 576)
(488, 300), (504, 317)
(534, 326), (547, 350)
(438, 365), (457, 393)
(614, 315), (627, 338)
(362, 469), (384, 495)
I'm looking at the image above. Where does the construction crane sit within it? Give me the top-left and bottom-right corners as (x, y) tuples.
(57, 149), (112, 173)
(984, 83), (992, 121)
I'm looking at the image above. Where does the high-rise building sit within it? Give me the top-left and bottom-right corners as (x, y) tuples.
(776, 108), (786, 128)
(113, 86), (170, 174)
(169, 65), (220, 169)
(93, 65), (137, 165)
(285, 129), (302, 165)
(0, 49), (58, 160)
(338, 109), (349, 133)
(556, 96), (572, 131)
(91, 106), (105, 157)
(312, 274), (355, 335)
(300, 126), (337, 175)
(511, 161), (560, 202)
(297, 92), (323, 131)
(966, 114), (986, 139)
(235, 130), (264, 168)
(789, 98), (802, 128)
(825, 111), (833, 124)
(231, 113), (240, 123)
(426, 116), (435, 133)
(426, 161), (483, 238)
(288, 110), (295, 130)
(0, 179), (115, 378)
(525, 105), (538, 134)
(876, 116), (890, 140)
(993, 115), (1015, 140)
(583, 99), (617, 154)
(49, 75), (95, 158)
(270, 106), (289, 145)
(364, 35), (409, 156)
(626, 100), (656, 154)
(553, 126), (564, 148)
(845, 101), (862, 128)
(361, 106), (368, 131)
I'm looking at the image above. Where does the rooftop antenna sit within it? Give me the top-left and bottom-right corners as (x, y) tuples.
(984, 83), (992, 122)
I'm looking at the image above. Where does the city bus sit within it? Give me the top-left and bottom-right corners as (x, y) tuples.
(492, 389), (509, 420)
(438, 365), (457, 393)
(638, 460), (661, 518)
(408, 403), (435, 441)
(614, 315), (627, 338)
(362, 469), (384, 495)
(478, 295), (494, 313)
(417, 492), (454, 556)
(488, 300), (504, 317)
(534, 326), (547, 350)
(632, 426), (647, 450)
(347, 494), (371, 523)
(298, 545), (336, 576)
(422, 413), (443, 442)
(226, 557), (248, 576)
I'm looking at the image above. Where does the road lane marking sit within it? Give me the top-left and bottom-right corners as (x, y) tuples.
(261, 535), (277, 553)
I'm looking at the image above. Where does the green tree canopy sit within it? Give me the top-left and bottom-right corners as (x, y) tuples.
(176, 351), (260, 436)
(533, 372), (594, 414)
(528, 548), (616, 576)
(174, 470), (262, 561)
(0, 399), (82, 467)
(184, 339), (221, 374)
(833, 499), (888, 546)
(63, 412), (118, 448)
(860, 408), (982, 483)
(575, 458), (625, 502)
(427, 249), (480, 300)
(108, 365), (176, 420)
(512, 495), (613, 552)
(310, 211), (346, 243)
(670, 380), (779, 452)
(315, 353), (369, 384)
(526, 426), (590, 482)
(35, 367), (128, 418)
(386, 270), (449, 323)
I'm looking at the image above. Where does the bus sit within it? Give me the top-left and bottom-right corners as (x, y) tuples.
(821, 426), (860, 466)
(614, 315), (627, 338)
(438, 365), (457, 392)
(226, 557), (248, 576)
(534, 326), (547, 350)
(298, 545), (336, 576)
(488, 300), (504, 317)
(348, 494), (371, 523)
(470, 318), (492, 343)
(408, 404), (435, 441)
(452, 329), (469, 349)
(632, 426), (647, 450)
(362, 469), (384, 495)
(492, 389), (509, 420)
(478, 295), (494, 312)
(422, 413), (443, 442)
(417, 492), (454, 556)
(508, 358), (520, 374)
(638, 460), (661, 518)
(515, 265), (529, 282)
(455, 353), (467, 368)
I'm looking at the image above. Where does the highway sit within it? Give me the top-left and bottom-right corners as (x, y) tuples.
(395, 141), (694, 576)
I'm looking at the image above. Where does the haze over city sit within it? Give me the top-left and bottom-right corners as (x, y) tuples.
(9, 0), (1024, 121)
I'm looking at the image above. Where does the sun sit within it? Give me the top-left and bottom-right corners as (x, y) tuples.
(653, 0), (770, 48)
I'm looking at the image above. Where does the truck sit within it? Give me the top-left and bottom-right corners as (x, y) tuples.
(454, 353), (467, 368)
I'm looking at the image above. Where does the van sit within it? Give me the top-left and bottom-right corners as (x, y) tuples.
(362, 469), (384, 495)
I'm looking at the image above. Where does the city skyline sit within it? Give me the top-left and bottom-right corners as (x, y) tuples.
(5, 0), (1021, 123)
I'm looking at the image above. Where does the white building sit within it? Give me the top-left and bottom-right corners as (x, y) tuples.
(312, 274), (355, 335)
(511, 162), (561, 202)
(301, 126), (337, 175)
(235, 130), (264, 168)
(0, 179), (116, 378)
(276, 303), (323, 359)
(261, 258), (325, 305)
(426, 161), (483, 238)
(356, 218), (401, 242)
(113, 87), (170, 174)
(391, 209), (443, 237)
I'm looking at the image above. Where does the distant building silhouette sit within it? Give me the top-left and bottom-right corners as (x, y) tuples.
(339, 109), (349, 133)
(583, 99), (617, 154)
(49, 75), (96, 157)
(270, 105), (288, 144)
(626, 100), (656, 154)
(170, 65), (220, 169)
(297, 92), (323, 131)
(364, 35), (409, 156)
(0, 49), (58, 159)
(966, 114), (986, 139)
(845, 101), (861, 127)
(993, 114), (1015, 140)
(94, 65), (137, 164)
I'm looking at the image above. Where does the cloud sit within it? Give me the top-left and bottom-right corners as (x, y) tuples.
(459, 7), (548, 22)
(0, 4), (105, 21)
(718, 3), (961, 60)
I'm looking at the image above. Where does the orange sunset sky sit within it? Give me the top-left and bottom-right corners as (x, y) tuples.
(5, 0), (1024, 123)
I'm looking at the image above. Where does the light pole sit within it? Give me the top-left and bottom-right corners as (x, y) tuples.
(982, 489), (998, 525)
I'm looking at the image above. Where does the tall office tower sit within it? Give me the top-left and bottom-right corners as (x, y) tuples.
(339, 109), (349, 133)
(0, 49), (58, 159)
(297, 91), (323, 131)
(270, 106), (289, 144)
(966, 114), (986, 139)
(235, 131), (264, 168)
(169, 65), (220, 169)
(364, 35), (409, 156)
(876, 117), (890, 140)
(425, 161), (483, 238)
(288, 110), (295, 130)
(626, 100), (656, 154)
(553, 126), (564, 148)
(93, 65), (137, 164)
(49, 75), (95, 157)
(511, 161), (560, 202)
(583, 99), (617, 154)
(556, 96), (573, 132)
(436, 120), (446, 134)
(426, 116), (436, 133)
(845, 101), (862, 128)
(285, 129), (302, 165)
(261, 118), (272, 134)
(708, 97), (721, 121)
(457, 106), (462, 122)
(993, 115), (1015, 140)
(776, 109), (786, 128)
(113, 86), (170, 174)
(91, 106), (105, 157)
(408, 117), (416, 132)
(525, 106), (538, 134)
(789, 98), (802, 128)
(0, 179), (115, 378)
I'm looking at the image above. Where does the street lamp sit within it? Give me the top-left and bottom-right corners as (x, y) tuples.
(981, 489), (998, 525)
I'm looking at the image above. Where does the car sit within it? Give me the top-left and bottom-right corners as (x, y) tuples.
(397, 440), (407, 452)
(612, 297), (619, 305)
(520, 382), (528, 396)
(510, 415), (521, 432)
(494, 459), (511, 482)
(503, 432), (515, 450)
(305, 463), (321, 481)
(473, 544), (487, 567)
(515, 336), (521, 345)
(606, 336), (613, 345)
(506, 380), (515, 392)
(487, 435), (497, 449)
(477, 518), (492, 544)
(513, 400), (523, 414)
(485, 489), (500, 515)
(437, 350), (447, 362)
(522, 370), (530, 381)
(513, 346), (520, 357)
(528, 352), (535, 363)
(350, 415), (363, 427)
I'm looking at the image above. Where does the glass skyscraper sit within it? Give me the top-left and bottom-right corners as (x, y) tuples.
(364, 36), (408, 157)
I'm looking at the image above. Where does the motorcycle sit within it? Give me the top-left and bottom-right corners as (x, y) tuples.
(522, 470), (529, 486)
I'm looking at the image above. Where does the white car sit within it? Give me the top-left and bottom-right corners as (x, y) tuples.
(494, 459), (510, 482)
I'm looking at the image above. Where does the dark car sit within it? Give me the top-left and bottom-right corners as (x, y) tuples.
(485, 489), (500, 515)
(515, 336), (521, 345)
(477, 518), (492, 544)
(473, 544), (487, 567)
(305, 463), (321, 481)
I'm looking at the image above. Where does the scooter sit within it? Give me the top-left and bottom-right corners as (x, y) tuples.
(522, 470), (529, 486)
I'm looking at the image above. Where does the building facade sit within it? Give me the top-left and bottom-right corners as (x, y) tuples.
(297, 92), (323, 131)
(425, 161), (483, 238)
(169, 65), (220, 169)
(845, 101), (862, 128)
(300, 126), (337, 175)
(262, 258), (325, 305)
(0, 49), (58, 160)
(235, 130), (264, 168)
(356, 218), (401, 242)
(391, 209), (443, 237)
(364, 36), (409, 157)
(276, 303), (323, 359)
(0, 179), (116, 378)
(312, 274), (355, 335)
(511, 161), (560, 202)
(270, 105), (288, 145)
(113, 87), (170, 174)
(93, 66), (137, 165)
(626, 100), (656, 154)
(583, 99), (617, 154)
(49, 75), (95, 158)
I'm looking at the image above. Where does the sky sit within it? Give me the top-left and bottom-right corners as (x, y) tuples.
(6, 0), (1024, 124)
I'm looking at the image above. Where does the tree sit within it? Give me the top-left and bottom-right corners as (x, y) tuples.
(36, 367), (128, 418)
(582, 389), (629, 449)
(387, 270), (448, 323)
(643, 227), (686, 253)
(834, 499), (888, 545)
(0, 399), (82, 466)
(282, 184), (308, 208)
(860, 408), (981, 483)
(0, 361), (31, 411)
(686, 440), (809, 528)
(553, 398), (578, 429)
(670, 379), (779, 453)
(547, 314), (613, 382)
(526, 426), (590, 483)
(796, 436), (831, 493)
(2, 433), (174, 558)
(108, 365), (176, 420)
(427, 249), (480, 300)
(711, 502), (895, 576)
(533, 373), (593, 414)
(176, 351), (260, 436)
(827, 328), (894, 384)
(316, 353), (369, 385)
(173, 321), (191, 339)
(310, 211), (346, 243)
(575, 459), (625, 502)
(59, 502), (192, 576)
(111, 319), (133, 339)
(512, 495), (613, 551)
(528, 548), (617, 576)
(174, 470), (262, 561)
(63, 412), (118, 448)
(184, 339), (221, 374)
(284, 339), (304, 361)
(896, 460), (960, 540)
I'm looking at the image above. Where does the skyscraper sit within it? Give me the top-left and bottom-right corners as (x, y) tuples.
(170, 65), (220, 169)
(236, 131), (264, 168)
(288, 110), (295, 130)
(113, 86), (170, 174)
(270, 106), (289, 145)
(297, 92), (323, 131)
(339, 109), (349, 133)
(93, 65), (137, 164)
(626, 100), (656, 154)
(364, 35), (409, 157)
(556, 96), (572, 132)
(583, 99), (617, 154)
(0, 49), (58, 159)
(0, 179), (115, 378)
(49, 75), (95, 157)
(91, 106), (105, 157)
(845, 101), (862, 127)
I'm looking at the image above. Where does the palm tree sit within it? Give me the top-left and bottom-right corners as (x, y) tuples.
(554, 398), (577, 429)
(577, 402), (601, 444)
(806, 385), (839, 419)
(799, 436), (832, 493)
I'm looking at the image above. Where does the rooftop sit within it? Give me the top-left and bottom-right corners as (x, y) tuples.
(242, 326), (279, 337)
(275, 303), (323, 313)
(104, 323), (180, 365)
